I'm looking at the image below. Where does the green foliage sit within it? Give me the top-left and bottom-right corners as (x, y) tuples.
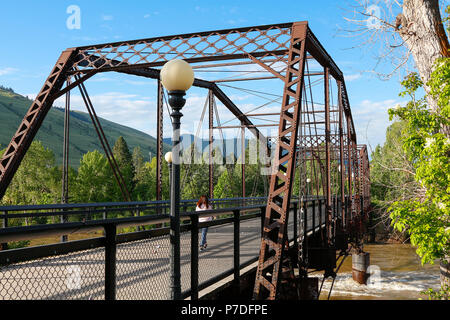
(111, 136), (135, 200)
(387, 59), (450, 265)
(421, 284), (450, 300)
(1, 141), (60, 207)
(72, 150), (113, 203)
(370, 121), (417, 206)
(6, 240), (31, 249)
(133, 158), (157, 201)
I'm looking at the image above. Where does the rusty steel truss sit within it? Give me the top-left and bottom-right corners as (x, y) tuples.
(0, 21), (370, 300)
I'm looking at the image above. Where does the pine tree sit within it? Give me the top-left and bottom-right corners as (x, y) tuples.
(111, 136), (135, 201)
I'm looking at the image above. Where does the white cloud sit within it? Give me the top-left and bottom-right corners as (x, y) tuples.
(345, 73), (362, 81)
(101, 14), (114, 21)
(144, 11), (159, 19)
(48, 92), (158, 136)
(0, 67), (18, 76)
(351, 99), (406, 150)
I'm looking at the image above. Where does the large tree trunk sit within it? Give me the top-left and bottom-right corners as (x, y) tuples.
(397, 0), (449, 112)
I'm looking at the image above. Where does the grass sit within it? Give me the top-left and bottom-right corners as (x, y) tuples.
(28, 230), (105, 247)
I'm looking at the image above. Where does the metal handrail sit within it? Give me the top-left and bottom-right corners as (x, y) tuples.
(0, 196), (326, 224)
(0, 196), (362, 301)
(0, 196), (266, 212)
(0, 203), (268, 243)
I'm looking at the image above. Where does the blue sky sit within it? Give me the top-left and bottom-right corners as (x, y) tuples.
(0, 0), (412, 152)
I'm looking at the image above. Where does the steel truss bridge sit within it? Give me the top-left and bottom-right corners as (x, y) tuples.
(0, 21), (371, 300)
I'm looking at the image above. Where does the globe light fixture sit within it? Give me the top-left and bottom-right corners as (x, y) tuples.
(160, 59), (194, 92)
(160, 59), (194, 301)
(160, 59), (194, 112)
(164, 151), (173, 164)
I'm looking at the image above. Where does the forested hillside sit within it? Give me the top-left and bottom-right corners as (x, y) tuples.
(0, 86), (169, 168)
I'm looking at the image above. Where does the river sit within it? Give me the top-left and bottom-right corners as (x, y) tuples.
(315, 244), (441, 300)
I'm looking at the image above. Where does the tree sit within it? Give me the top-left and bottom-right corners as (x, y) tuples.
(387, 68), (449, 267)
(73, 150), (112, 203)
(342, 1), (449, 111)
(0, 141), (60, 208)
(370, 121), (418, 204)
(132, 146), (145, 178)
(111, 136), (135, 201)
(133, 159), (157, 201)
(369, 121), (419, 240)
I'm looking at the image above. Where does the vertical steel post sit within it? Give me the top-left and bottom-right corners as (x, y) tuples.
(324, 67), (332, 246)
(1, 211), (7, 250)
(304, 200), (308, 235)
(233, 209), (240, 293)
(312, 200), (316, 237)
(105, 224), (117, 300)
(209, 90), (214, 199)
(318, 199), (322, 231)
(61, 78), (70, 205)
(156, 80), (164, 206)
(346, 116), (354, 227)
(293, 202), (298, 249)
(338, 81), (346, 230)
(260, 206), (265, 238)
(190, 214), (199, 300)
(303, 200), (308, 267)
(241, 124), (245, 199)
(61, 78), (70, 242)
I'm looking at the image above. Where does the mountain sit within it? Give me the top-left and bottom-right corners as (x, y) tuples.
(0, 86), (170, 168)
(163, 134), (249, 158)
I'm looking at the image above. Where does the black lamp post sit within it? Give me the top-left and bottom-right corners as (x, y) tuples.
(161, 59), (194, 300)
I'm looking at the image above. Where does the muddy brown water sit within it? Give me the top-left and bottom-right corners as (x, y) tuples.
(314, 244), (441, 300)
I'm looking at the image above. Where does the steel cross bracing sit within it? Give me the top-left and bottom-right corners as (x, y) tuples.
(0, 21), (370, 300)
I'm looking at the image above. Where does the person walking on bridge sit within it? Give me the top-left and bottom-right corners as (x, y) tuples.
(196, 195), (212, 251)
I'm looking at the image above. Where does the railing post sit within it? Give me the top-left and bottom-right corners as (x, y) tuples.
(260, 206), (265, 238)
(1, 211), (7, 250)
(303, 200), (308, 236)
(318, 199), (322, 229)
(233, 209), (240, 294)
(135, 205), (141, 232)
(333, 196), (336, 219)
(104, 224), (117, 300)
(344, 196), (347, 230)
(303, 200), (308, 267)
(61, 208), (68, 242)
(190, 214), (199, 300)
(293, 202), (298, 248)
(312, 200), (316, 237)
(360, 196), (364, 234)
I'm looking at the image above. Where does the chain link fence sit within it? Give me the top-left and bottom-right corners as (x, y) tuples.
(0, 199), (315, 300)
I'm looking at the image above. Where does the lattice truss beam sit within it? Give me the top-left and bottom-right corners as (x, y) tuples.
(0, 21), (369, 299)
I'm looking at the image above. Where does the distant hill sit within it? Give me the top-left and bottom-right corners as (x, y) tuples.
(0, 87), (170, 168)
(163, 134), (249, 158)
